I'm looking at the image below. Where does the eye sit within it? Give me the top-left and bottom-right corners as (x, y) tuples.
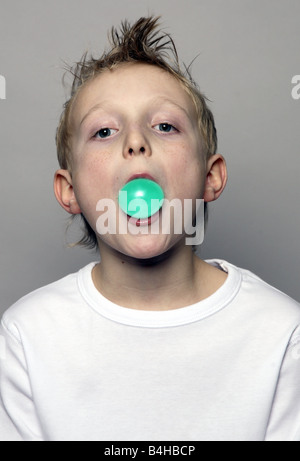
(154, 123), (178, 133)
(93, 128), (117, 139)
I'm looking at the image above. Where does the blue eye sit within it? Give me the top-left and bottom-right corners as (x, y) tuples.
(154, 123), (177, 133)
(94, 128), (117, 139)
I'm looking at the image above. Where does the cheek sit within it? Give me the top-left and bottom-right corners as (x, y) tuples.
(168, 145), (205, 198)
(72, 155), (115, 210)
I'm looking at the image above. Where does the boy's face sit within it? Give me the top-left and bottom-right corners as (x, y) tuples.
(64, 63), (209, 259)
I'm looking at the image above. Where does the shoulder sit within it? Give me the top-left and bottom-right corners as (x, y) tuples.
(208, 259), (300, 323)
(1, 263), (96, 337)
(239, 263), (299, 310)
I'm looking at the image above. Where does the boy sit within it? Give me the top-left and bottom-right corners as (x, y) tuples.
(1, 16), (300, 441)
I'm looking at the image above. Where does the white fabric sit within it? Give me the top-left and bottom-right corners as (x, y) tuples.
(1, 259), (300, 441)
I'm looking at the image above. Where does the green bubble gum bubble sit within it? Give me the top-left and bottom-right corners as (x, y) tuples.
(118, 178), (164, 219)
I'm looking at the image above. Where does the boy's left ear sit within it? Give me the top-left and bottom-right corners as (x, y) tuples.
(203, 154), (228, 202)
(53, 169), (82, 214)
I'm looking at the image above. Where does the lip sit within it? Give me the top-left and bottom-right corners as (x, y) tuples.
(127, 209), (161, 227)
(126, 172), (156, 184)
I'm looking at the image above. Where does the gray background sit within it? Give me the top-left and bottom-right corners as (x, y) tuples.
(0, 0), (299, 317)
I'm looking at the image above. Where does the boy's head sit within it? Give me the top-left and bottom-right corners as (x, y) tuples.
(54, 16), (226, 253)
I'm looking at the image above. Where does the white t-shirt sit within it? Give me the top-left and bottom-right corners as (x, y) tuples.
(1, 259), (300, 441)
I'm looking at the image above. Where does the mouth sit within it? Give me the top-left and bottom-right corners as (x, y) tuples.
(126, 172), (156, 184)
(127, 209), (161, 227)
(118, 172), (164, 226)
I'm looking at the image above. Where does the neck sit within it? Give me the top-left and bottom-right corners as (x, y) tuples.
(92, 241), (226, 311)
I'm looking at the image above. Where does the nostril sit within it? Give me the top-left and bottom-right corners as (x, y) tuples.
(128, 146), (145, 155)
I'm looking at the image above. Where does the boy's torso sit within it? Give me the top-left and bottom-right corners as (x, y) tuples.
(1, 260), (300, 441)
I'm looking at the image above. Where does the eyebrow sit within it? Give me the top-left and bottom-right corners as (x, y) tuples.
(79, 103), (107, 127)
(153, 97), (192, 118)
(79, 97), (192, 127)
(150, 97), (196, 126)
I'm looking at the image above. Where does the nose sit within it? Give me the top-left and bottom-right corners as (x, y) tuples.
(123, 128), (152, 158)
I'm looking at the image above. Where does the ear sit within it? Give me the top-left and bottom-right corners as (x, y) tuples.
(203, 154), (227, 202)
(53, 169), (82, 214)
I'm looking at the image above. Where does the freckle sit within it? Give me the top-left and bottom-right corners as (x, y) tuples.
(121, 261), (125, 264)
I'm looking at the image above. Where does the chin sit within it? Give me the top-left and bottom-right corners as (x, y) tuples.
(119, 233), (183, 262)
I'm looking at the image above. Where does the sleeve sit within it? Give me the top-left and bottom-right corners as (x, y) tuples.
(265, 325), (300, 441)
(0, 319), (44, 441)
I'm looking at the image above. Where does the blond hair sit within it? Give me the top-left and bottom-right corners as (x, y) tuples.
(56, 16), (217, 248)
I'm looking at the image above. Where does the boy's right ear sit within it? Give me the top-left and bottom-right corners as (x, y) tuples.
(53, 170), (82, 215)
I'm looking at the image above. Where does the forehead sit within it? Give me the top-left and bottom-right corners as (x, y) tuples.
(70, 63), (197, 125)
